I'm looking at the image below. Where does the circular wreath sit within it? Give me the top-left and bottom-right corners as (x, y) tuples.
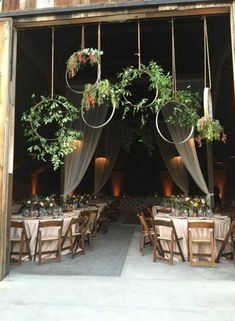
(116, 61), (172, 123)
(66, 48), (103, 79)
(81, 79), (118, 128)
(21, 95), (82, 170)
(155, 101), (195, 144)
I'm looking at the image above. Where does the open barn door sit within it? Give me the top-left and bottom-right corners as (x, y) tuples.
(0, 18), (15, 281)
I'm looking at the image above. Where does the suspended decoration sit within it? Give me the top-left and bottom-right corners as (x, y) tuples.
(195, 17), (226, 146)
(65, 25), (103, 94)
(155, 19), (199, 144)
(81, 24), (117, 128)
(116, 22), (160, 119)
(22, 28), (82, 171)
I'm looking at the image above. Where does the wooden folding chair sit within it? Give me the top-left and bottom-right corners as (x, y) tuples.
(61, 213), (89, 258)
(188, 221), (215, 268)
(34, 220), (63, 264)
(10, 220), (31, 264)
(84, 210), (99, 248)
(137, 213), (162, 256)
(151, 219), (185, 266)
(216, 220), (235, 264)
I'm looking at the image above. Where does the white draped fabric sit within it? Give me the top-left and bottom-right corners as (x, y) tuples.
(156, 135), (189, 195)
(94, 125), (121, 193)
(161, 106), (209, 196)
(63, 92), (108, 199)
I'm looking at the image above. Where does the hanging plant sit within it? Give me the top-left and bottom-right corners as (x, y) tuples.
(21, 95), (82, 170)
(82, 79), (118, 110)
(195, 116), (226, 147)
(80, 79), (119, 129)
(116, 61), (172, 121)
(66, 48), (103, 79)
(164, 90), (201, 128)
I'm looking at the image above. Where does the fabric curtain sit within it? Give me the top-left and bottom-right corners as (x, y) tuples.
(161, 105), (209, 196)
(94, 124), (121, 193)
(156, 132), (188, 195)
(63, 91), (108, 199)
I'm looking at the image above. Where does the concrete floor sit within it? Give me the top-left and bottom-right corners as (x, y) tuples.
(0, 224), (235, 321)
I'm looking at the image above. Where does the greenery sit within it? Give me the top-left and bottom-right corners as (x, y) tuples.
(115, 62), (201, 128)
(82, 79), (119, 111)
(66, 48), (103, 78)
(165, 90), (201, 128)
(116, 62), (172, 121)
(21, 95), (82, 170)
(195, 116), (226, 146)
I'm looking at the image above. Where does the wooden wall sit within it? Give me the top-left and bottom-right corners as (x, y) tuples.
(0, 0), (132, 12)
(0, 0), (231, 13)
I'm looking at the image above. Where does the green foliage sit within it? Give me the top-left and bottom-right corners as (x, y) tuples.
(195, 116), (226, 146)
(115, 62), (201, 129)
(66, 48), (103, 78)
(21, 95), (82, 170)
(116, 62), (172, 121)
(82, 79), (119, 110)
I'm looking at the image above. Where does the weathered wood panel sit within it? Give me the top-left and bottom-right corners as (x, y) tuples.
(0, 1), (229, 13)
(230, 1), (235, 101)
(2, 0), (19, 11)
(0, 18), (12, 281)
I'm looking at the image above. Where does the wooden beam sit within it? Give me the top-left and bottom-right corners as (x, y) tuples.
(14, 4), (230, 29)
(230, 1), (235, 102)
(0, 18), (12, 281)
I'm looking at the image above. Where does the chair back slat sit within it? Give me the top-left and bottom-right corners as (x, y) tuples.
(39, 220), (63, 228)
(188, 221), (214, 229)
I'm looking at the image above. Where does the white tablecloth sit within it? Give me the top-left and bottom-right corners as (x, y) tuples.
(152, 207), (231, 260)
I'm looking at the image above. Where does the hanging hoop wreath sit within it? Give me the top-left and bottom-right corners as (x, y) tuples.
(155, 101), (195, 144)
(81, 79), (118, 128)
(117, 63), (161, 112)
(21, 95), (82, 170)
(65, 48), (103, 94)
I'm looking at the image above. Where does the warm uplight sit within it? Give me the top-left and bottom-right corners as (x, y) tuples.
(31, 172), (38, 195)
(161, 170), (173, 197)
(110, 171), (124, 197)
(95, 157), (109, 167)
(171, 156), (182, 163)
(73, 139), (82, 149)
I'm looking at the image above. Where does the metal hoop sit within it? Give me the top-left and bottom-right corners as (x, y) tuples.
(203, 87), (213, 119)
(122, 68), (159, 109)
(81, 103), (116, 129)
(30, 98), (72, 141)
(65, 60), (101, 95)
(155, 101), (194, 144)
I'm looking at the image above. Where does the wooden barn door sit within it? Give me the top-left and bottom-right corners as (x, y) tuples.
(0, 18), (14, 281)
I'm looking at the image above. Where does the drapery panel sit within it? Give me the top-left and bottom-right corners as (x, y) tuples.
(63, 91), (108, 199)
(94, 124), (121, 193)
(160, 105), (209, 196)
(156, 133), (189, 195)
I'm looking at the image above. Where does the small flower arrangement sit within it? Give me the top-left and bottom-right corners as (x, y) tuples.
(82, 79), (118, 111)
(195, 116), (226, 147)
(66, 48), (103, 78)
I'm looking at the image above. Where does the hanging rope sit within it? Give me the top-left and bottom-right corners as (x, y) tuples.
(97, 23), (102, 82)
(137, 20), (141, 69)
(204, 17), (212, 89)
(171, 18), (177, 98)
(81, 25), (85, 50)
(51, 27), (55, 98)
(203, 17), (213, 119)
(155, 18), (193, 144)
